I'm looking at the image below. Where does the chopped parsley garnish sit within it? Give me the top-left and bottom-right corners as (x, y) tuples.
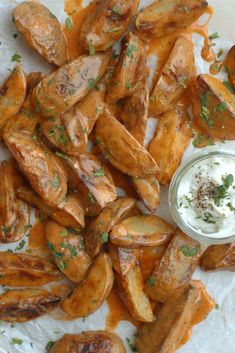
(49, 12), (56, 19)
(147, 276), (156, 287)
(203, 212), (216, 224)
(15, 240), (26, 251)
(60, 229), (68, 237)
(100, 232), (109, 243)
(11, 52), (21, 63)
(46, 341), (54, 351)
(214, 102), (227, 112)
(222, 174), (234, 188)
(88, 43), (96, 56)
(51, 173), (60, 189)
(227, 202), (235, 212)
(200, 92), (214, 127)
(55, 151), (68, 160)
(65, 17), (73, 29)
(181, 245), (200, 257)
(209, 32), (220, 40)
(87, 191), (96, 203)
(125, 80), (133, 90)
(126, 337), (138, 352)
(223, 81), (235, 93)
(112, 6), (121, 14)
(126, 44), (138, 58)
(93, 168), (105, 177)
(212, 174), (233, 206)
(11, 338), (23, 345)
(149, 95), (156, 103)
(87, 78), (95, 89)
(104, 26), (122, 33)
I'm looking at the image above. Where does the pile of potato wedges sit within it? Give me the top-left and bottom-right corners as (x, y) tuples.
(0, 0), (235, 352)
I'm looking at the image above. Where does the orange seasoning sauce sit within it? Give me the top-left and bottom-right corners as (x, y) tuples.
(64, 0), (97, 60)
(28, 217), (52, 259)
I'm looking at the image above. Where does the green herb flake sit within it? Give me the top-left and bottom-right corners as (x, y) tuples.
(104, 26), (122, 33)
(15, 240), (26, 251)
(100, 232), (109, 244)
(215, 303), (219, 310)
(87, 191), (96, 203)
(11, 338), (23, 345)
(181, 245), (200, 257)
(126, 337), (138, 352)
(222, 174), (234, 188)
(65, 17), (73, 29)
(88, 43), (96, 56)
(126, 44), (138, 58)
(87, 78), (95, 90)
(51, 173), (60, 189)
(11, 52), (21, 63)
(125, 80), (133, 90)
(223, 81), (235, 93)
(49, 12), (57, 19)
(60, 229), (68, 237)
(93, 168), (105, 177)
(46, 341), (54, 351)
(147, 276), (156, 288)
(55, 151), (68, 160)
(209, 32), (220, 40)
(112, 6), (121, 14)
(215, 102), (227, 112)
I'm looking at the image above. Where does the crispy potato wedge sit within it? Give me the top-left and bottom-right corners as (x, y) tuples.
(225, 45), (235, 89)
(132, 176), (160, 213)
(33, 53), (110, 117)
(200, 244), (235, 272)
(67, 153), (117, 216)
(108, 244), (137, 276)
(136, 0), (208, 37)
(117, 264), (155, 322)
(49, 331), (126, 353)
(136, 281), (215, 353)
(110, 215), (174, 248)
(149, 107), (191, 186)
(96, 111), (159, 177)
(61, 253), (114, 317)
(145, 229), (207, 302)
(0, 66), (26, 130)
(17, 185), (85, 229)
(79, 0), (140, 51)
(107, 33), (146, 101)
(84, 197), (136, 258)
(150, 37), (195, 115)
(13, 2), (68, 66)
(0, 160), (30, 243)
(46, 221), (91, 283)
(27, 72), (44, 93)
(192, 74), (235, 139)
(0, 288), (60, 323)
(0, 252), (62, 287)
(4, 130), (67, 206)
(120, 76), (149, 144)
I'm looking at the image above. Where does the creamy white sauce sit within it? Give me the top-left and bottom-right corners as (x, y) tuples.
(177, 155), (235, 238)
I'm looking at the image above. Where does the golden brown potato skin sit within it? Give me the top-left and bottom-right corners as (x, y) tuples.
(67, 153), (117, 216)
(33, 53), (110, 117)
(0, 252), (62, 287)
(150, 36), (195, 115)
(136, 0), (208, 37)
(0, 160), (30, 243)
(132, 176), (160, 213)
(49, 331), (127, 353)
(96, 111), (159, 177)
(17, 185), (85, 229)
(4, 130), (67, 206)
(108, 245), (137, 276)
(110, 215), (174, 248)
(46, 221), (91, 283)
(145, 229), (207, 302)
(61, 253), (114, 318)
(136, 281), (215, 353)
(0, 65), (26, 130)
(200, 244), (235, 272)
(149, 107), (191, 186)
(192, 74), (235, 140)
(107, 33), (146, 102)
(0, 288), (60, 322)
(84, 197), (136, 258)
(79, 0), (140, 51)
(117, 264), (155, 322)
(13, 2), (68, 66)
(225, 45), (235, 89)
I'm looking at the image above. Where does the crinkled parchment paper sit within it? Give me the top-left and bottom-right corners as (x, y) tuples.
(0, 1), (235, 352)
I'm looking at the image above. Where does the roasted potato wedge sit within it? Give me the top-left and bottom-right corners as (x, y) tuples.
(27, 72), (44, 93)
(192, 74), (235, 139)
(225, 45), (235, 89)
(110, 215), (174, 248)
(4, 130), (67, 206)
(49, 331), (126, 353)
(0, 66), (26, 130)
(120, 76), (149, 144)
(67, 153), (117, 216)
(0, 252), (62, 287)
(96, 111), (159, 177)
(108, 244), (137, 276)
(200, 244), (235, 272)
(84, 197), (136, 258)
(136, 281), (215, 353)
(132, 176), (160, 213)
(61, 253), (114, 317)
(117, 264), (155, 322)
(13, 2), (68, 66)
(149, 107), (191, 186)
(0, 160), (30, 243)
(136, 0), (208, 37)
(46, 221), (91, 283)
(150, 36), (195, 115)
(17, 185), (85, 229)
(79, 0), (140, 51)
(107, 33), (146, 101)
(0, 288), (60, 323)
(33, 53), (110, 117)
(145, 229), (207, 302)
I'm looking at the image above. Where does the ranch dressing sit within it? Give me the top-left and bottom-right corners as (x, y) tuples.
(177, 155), (235, 239)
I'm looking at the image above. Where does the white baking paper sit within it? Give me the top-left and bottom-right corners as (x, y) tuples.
(0, 0), (235, 352)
